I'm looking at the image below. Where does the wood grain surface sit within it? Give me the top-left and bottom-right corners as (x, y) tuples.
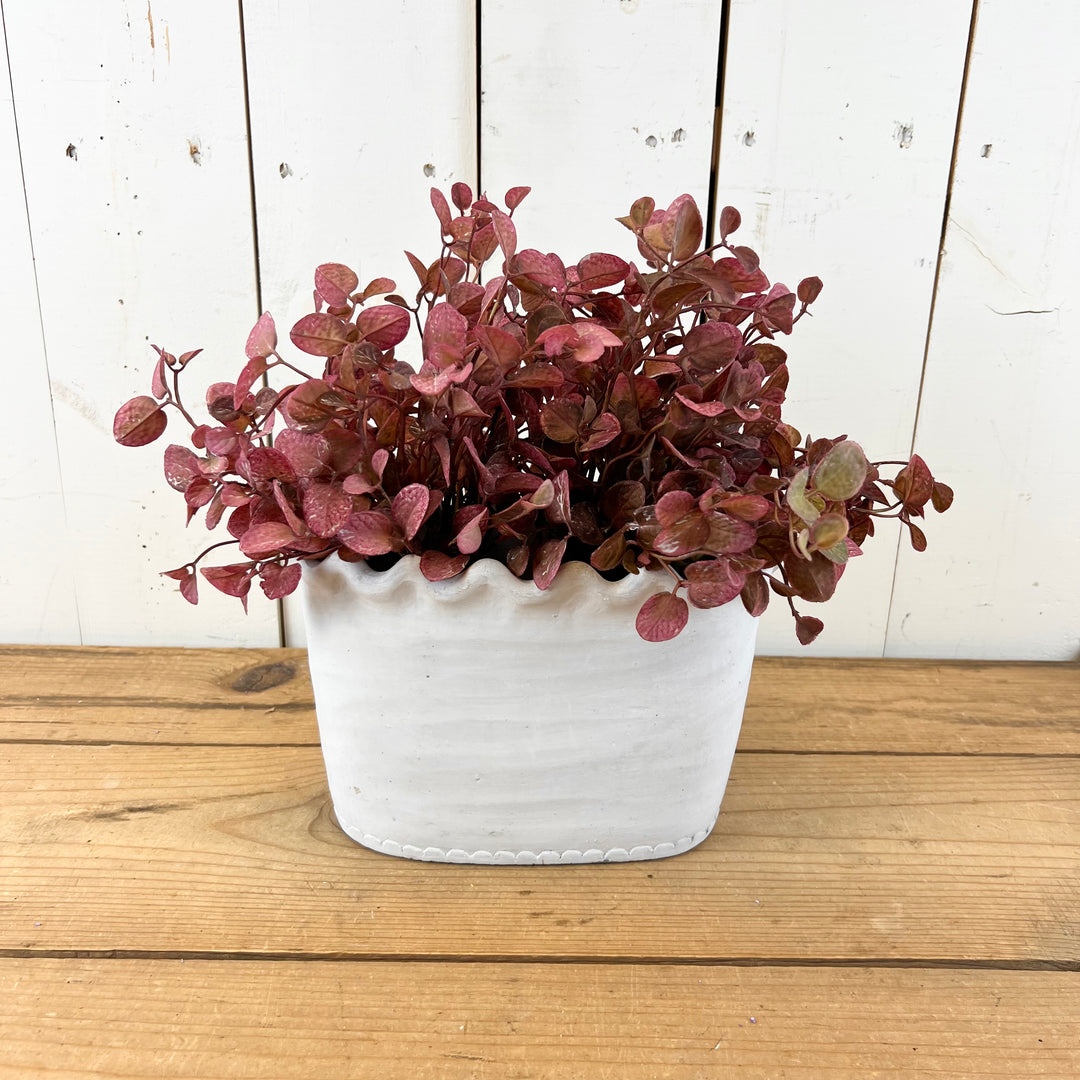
(1, 745), (1076, 963)
(1, 960), (1076, 1079)
(2, 647), (1077, 753)
(1, 648), (1077, 1077)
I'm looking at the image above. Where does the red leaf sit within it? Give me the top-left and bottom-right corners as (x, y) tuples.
(785, 552), (840, 603)
(453, 506), (489, 554)
(732, 245), (760, 273)
(314, 263), (359, 308)
(233, 355), (269, 409)
(259, 561), (302, 600)
(246, 446), (296, 483)
(163, 444), (200, 491)
(504, 186), (531, 211)
(931, 481), (954, 513)
(671, 194), (704, 262)
(162, 565), (198, 605)
(505, 363), (563, 389)
(740, 571), (769, 617)
(575, 252), (630, 290)
(423, 302), (468, 367)
(718, 494), (770, 521)
(655, 514), (710, 557)
(430, 188), (452, 233)
(360, 277), (397, 302)
(184, 477), (215, 510)
(685, 559), (744, 608)
(336, 510), (395, 556)
(656, 490), (696, 528)
(151, 356), (168, 399)
(419, 550), (469, 581)
(245, 312), (278, 360)
(706, 514), (758, 554)
(274, 429), (331, 478)
(451, 182), (473, 213)
(391, 483), (431, 541)
(635, 591), (689, 642)
(302, 482), (352, 538)
(682, 320), (742, 370)
(674, 393), (728, 417)
(797, 276), (823, 304)
(795, 615), (824, 645)
(357, 304), (411, 350)
(540, 400), (583, 443)
(113, 396), (167, 446)
(580, 412), (621, 451)
(491, 209), (517, 261)
(718, 205), (741, 240)
(272, 480), (306, 535)
(200, 562), (255, 600)
(894, 454), (935, 512)
(289, 313), (351, 357)
(240, 522), (300, 558)
(532, 537), (567, 591)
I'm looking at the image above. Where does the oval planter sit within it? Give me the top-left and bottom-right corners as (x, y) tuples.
(300, 555), (758, 864)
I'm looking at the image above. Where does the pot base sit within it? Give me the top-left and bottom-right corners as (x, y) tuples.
(333, 813), (720, 865)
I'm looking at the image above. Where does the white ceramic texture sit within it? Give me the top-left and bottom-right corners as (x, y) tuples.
(300, 555), (759, 864)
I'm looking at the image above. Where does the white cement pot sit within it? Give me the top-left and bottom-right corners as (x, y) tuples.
(300, 554), (758, 864)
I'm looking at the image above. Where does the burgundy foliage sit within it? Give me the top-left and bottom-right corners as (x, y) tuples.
(115, 186), (952, 643)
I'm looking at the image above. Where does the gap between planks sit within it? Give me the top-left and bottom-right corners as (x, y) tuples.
(0, 949), (1076, 972)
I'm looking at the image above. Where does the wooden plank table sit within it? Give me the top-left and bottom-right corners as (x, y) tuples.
(1, 646), (1077, 1078)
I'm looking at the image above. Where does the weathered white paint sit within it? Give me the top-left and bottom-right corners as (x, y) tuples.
(4, 0), (277, 646)
(241, 0), (477, 646)
(716, 0), (972, 656)
(0, 13), (80, 644)
(887, 0), (1080, 660)
(2, 1), (1077, 660)
(480, 0), (723, 260)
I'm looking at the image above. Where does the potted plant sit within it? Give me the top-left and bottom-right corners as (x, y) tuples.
(114, 184), (951, 864)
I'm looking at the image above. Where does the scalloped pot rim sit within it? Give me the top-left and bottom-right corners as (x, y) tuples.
(301, 552), (683, 610)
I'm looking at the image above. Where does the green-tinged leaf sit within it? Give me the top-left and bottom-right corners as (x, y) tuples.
(808, 513), (849, 553)
(814, 441), (869, 501)
(785, 467), (820, 524)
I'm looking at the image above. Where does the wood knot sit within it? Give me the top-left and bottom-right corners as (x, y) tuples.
(229, 662), (296, 693)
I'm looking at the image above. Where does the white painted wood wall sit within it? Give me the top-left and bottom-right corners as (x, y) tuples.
(2, 0), (1077, 661)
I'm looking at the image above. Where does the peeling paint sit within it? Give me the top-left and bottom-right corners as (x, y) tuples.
(65, 144), (78, 161)
(188, 139), (202, 165)
(423, 163), (435, 177)
(147, 0), (155, 49)
(894, 121), (914, 149)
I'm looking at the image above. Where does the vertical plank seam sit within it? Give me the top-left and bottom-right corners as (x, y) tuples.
(705, 0), (731, 247)
(883, 0), (981, 657)
(236, 0), (284, 648)
(475, 0), (482, 194)
(1, 0), (84, 644)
